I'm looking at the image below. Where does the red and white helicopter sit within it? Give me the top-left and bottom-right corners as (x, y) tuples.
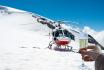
(48, 24), (75, 51)
(35, 16), (75, 51)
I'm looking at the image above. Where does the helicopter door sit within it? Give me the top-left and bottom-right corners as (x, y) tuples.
(63, 29), (70, 37)
(63, 29), (75, 40)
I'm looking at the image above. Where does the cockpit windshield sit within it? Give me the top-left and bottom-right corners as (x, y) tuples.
(53, 29), (71, 38)
(53, 30), (63, 37)
(52, 29), (75, 40)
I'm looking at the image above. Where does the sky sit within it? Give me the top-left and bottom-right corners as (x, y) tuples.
(0, 0), (104, 31)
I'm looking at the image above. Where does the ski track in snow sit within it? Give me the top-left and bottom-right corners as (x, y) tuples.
(0, 9), (96, 70)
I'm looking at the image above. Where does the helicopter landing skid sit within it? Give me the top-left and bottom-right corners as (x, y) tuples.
(48, 41), (73, 52)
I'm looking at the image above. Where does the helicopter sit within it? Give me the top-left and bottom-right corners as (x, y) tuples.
(48, 24), (75, 51)
(35, 17), (76, 51)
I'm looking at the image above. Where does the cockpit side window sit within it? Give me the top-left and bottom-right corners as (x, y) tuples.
(63, 30), (70, 37)
(64, 30), (75, 40)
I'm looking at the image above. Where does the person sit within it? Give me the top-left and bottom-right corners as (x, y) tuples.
(79, 44), (104, 70)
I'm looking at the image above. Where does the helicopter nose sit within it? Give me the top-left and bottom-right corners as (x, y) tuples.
(55, 39), (70, 46)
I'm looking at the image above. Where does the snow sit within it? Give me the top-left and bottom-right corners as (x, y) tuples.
(0, 6), (99, 70)
(0, 5), (26, 12)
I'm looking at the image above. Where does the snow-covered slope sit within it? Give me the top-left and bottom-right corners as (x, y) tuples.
(0, 6), (98, 70)
(0, 12), (51, 48)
